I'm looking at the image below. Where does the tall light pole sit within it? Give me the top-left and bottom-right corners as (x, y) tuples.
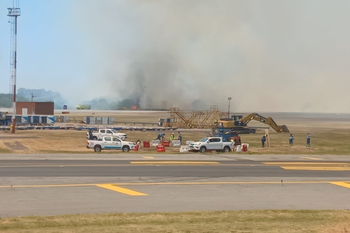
(8, 3), (21, 133)
(227, 97), (232, 119)
(31, 93), (36, 102)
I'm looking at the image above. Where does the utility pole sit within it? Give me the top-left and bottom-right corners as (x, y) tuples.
(31, 93), (36, 102)
(8, 1), (21, 133)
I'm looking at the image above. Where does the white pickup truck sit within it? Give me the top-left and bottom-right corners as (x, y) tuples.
(189, 137), (234, 153)
(86, 128), (127, 141)
(87, 136), (135, 152)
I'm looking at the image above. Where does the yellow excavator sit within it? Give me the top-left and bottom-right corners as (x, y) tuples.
(240, 113), (289, 133)
(217, 113), (289, 133)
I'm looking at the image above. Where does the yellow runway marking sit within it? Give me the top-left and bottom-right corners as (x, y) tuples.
(330, 182), (350, 189)
(142, 156), (154, 159)
(302, 157), (323, 160)
(96, 184), (147, 196)
(264, 162), (350, 171)
(130, 161), (220, 165)
(264, 162), (348, 165)
(281, 166), (350, 171)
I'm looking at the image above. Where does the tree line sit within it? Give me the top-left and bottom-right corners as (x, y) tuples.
(0, 94), (29, 108)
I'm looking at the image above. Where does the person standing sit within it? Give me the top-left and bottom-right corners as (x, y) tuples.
(178, 132), (183, 145)
(306, 133), (311, 147)
(156, 133), (165, 141)
(170, 133), (175, 141)
(88, 129), (93, 140)
(289, 133), (294, 146)
(261, 135), (266, 148)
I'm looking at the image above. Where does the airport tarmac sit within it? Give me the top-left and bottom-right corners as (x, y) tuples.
(1, 154), (350, 217)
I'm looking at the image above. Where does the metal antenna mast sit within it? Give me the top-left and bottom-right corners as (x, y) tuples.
(8, 0), (21, 133)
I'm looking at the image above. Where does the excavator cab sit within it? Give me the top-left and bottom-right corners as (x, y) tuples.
(230, 115), (243, 121)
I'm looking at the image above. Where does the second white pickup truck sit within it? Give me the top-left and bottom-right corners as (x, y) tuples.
(86, 128), (127, 141)
(189, 137), (234, 153)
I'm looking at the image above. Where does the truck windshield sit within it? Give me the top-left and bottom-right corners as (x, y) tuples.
(200, 138), (208, 142)
(111, 129), (119, 133)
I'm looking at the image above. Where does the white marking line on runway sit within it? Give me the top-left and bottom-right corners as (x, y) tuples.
(96, 184), (147, 196)
(1, 180), (350, 188)
(0, 164), (133, 168)
(330, 182), (350, 189)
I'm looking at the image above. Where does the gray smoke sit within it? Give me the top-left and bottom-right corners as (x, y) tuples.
(73, 0), (350, 113)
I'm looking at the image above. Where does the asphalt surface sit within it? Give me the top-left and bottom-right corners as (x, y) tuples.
(1, 153), (350, 217)
(1, 159), (350, 178)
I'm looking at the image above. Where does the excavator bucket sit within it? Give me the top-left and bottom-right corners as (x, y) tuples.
(279, 125), (290, 133)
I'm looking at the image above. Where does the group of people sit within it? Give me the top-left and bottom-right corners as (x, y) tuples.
(288, 133), (311, 147)
(261, 133), (311, 147)
(156, 132), (183, 144)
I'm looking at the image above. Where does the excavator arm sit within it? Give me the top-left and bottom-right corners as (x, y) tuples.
(240, 113), (289, 133)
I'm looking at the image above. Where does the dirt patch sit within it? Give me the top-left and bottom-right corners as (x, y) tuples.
(4, 141), (28, 150)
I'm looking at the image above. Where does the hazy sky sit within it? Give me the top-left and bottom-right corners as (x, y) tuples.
(1, 0), (350, 112)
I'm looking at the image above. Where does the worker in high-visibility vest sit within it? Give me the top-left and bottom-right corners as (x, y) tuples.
(170, 133), (175, 141)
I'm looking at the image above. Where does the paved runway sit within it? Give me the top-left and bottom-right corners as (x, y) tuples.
(1, 159), (350, 178)
(1, 154), (350, 217)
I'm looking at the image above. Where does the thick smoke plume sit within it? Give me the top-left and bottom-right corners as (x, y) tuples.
(73, 0), (350, 112)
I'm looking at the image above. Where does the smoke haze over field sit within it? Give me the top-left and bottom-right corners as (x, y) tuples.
(72, 0), (350, 112)
(1, 1), (349, 112)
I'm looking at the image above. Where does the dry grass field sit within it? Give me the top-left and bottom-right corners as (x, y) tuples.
(0, 210), (350, 233)
(1, 112), (350, 154)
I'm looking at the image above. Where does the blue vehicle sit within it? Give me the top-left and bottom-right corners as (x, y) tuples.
(0, 112), (10, 125)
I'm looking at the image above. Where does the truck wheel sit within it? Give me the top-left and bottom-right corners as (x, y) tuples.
(94, 145), (102, 152)
(92, 136), (97, 140)
(223, 146), (231, 153)
(200, 146), (206, 153)
(122, 146), (130, 152)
